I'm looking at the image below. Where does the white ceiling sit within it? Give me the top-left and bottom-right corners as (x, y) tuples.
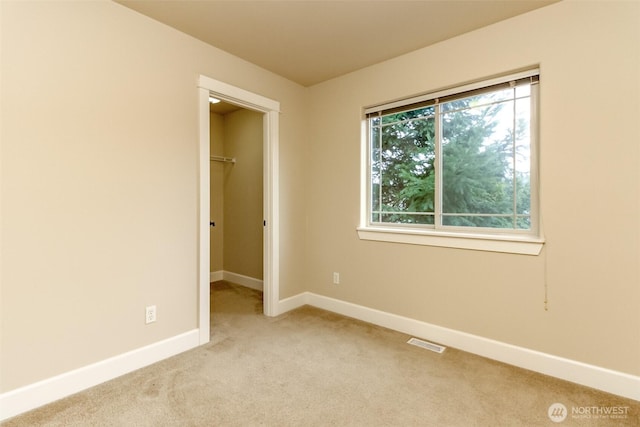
(116, 0), (558, 87)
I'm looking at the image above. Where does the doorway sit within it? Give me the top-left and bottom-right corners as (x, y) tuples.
(209, 103), (264, 291)
(198, 76), (281, 345)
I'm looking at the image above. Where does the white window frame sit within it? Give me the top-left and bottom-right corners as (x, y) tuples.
(357, 69), (544, 255)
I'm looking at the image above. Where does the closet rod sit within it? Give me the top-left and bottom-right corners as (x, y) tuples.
(210, 155), (236, 164)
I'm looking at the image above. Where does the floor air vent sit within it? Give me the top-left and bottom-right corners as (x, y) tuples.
(407, 337), (446, 353)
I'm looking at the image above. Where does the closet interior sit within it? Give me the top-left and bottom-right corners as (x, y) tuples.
(209, 101), (264, 292)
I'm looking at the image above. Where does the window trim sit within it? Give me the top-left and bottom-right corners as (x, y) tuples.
(356, 226), (544, 255)
(358, 69), (544, 255)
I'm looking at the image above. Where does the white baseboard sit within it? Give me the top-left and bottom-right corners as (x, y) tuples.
(210, 270), (263, 292)
(209, 270), (223, 282)
(278, 291), (640, 402)
(276, 292), (309, 315)
(0, 329), (200, 422)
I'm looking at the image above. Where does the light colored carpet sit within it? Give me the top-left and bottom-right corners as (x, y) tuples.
(3, 281), (639, 426)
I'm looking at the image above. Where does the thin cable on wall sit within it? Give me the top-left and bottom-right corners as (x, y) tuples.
(544, 247), (548, 311)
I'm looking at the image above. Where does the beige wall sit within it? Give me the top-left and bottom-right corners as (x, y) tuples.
(210, 112), (225, 272)
(0, 0), (308, 392)
(306, 0), (640, 376)
(222, 109), (264, 280)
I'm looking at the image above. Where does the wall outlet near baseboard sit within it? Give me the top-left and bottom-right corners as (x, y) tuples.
(333, 272), (340, 285)
(145, 305), (157, 324)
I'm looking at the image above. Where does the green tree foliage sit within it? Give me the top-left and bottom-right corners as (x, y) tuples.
(371, 92), (531, 229)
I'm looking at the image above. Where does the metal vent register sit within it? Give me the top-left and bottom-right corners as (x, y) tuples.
(407, 338), (446, 353)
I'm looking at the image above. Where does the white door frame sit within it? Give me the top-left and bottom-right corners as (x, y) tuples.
(198, 75), (280, 345)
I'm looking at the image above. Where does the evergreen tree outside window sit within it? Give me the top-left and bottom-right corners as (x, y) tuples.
(365, 70), (540, 239)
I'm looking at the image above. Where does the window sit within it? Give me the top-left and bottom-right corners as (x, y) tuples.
(359, 70), (543, 254)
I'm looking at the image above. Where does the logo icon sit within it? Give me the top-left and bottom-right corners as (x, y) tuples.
(548, 403), (568, 423)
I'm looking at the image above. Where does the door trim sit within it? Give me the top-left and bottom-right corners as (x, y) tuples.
(198, 76), (280, 344)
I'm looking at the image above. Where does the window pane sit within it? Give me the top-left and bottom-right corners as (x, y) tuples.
(441, 98), (515, 217)
(515, 97), (531, 216)
(377, 115), (436, 219)
(371, 125), (381, 213)
(443, 215), (517, 228)
(516, 215), (531, 230)
(440, 88), (532, 230)
(442, 88), (513, 113)
(381, 106), (434, 125)
(515, 84), (530, 98)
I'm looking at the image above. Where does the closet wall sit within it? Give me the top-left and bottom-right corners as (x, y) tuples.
(210, 108), (264, 282)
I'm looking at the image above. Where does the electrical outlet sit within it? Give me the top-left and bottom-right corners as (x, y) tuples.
(145, 305), (157, 324)
(333, 272), (340, 285)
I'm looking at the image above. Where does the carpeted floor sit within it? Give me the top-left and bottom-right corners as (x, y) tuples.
(3, 281), (639, 426)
